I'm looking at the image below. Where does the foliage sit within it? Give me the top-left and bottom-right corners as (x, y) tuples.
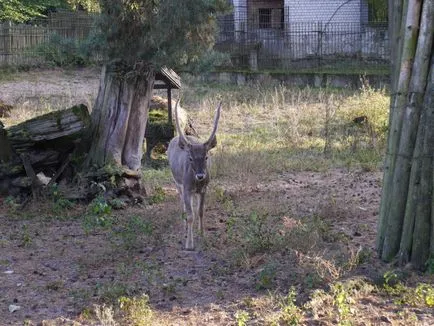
(184, 49), (231, 74)
(237, 212), (284, 255)
(0, 0), (66, 22)
(0, 0), (99, 23)
(119, 295), (153, 326)
(68, 0), (100, 12)
(148, 186), (166, 204)
(382, 271), (434, 307)
(95, 0), (230, 68)
(82, 196), (114, 233)
(113, 215), (154, 250)
(234, 310), (250, 326)
(278, 288), (304, 325)
(367, 0), (388, 23)
(35, 32), (99, 67)
(255, 263), (277, 290)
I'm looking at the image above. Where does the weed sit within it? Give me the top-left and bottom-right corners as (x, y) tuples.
(78, 307), (93, 321)
(331, 282), (354, 324)
(235, 310), (250, 326)
(109, 198), (127, 209)
(148, 185), (166, 204)
(212, 185), (235, 212)
(52, 197), (75, 215)
(119, 294), (154, 326)
(19, 224), (32, 247)
(414, 283), (434, 307)
(256, 263), (277, 290)
(303, 273), (323, 289)
(82, 196), (114, 233)
(305, 279), (375, 324)
(383, 275), (434, 308)
(112, 215), (153, 250)
(94, 304), (116, 326)
(96, 282), (131, 303)
(46, 280), (64, 291)
(242, 211), (283, 254)
(382, 270), (405, 295)
(89, 196), (112, 216)
(4, 196), (19, 213)
(278, 287), (304, 325)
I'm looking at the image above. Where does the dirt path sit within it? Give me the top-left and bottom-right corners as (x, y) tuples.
(1, 169), (384, 325)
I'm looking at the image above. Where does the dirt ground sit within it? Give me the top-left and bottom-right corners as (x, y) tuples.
(0, 69), (432, 325)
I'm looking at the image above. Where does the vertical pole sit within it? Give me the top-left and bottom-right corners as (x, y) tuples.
(167, 87), (172, 124)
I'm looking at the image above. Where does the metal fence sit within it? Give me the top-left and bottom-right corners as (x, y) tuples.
(216, 5), (389, 73)
(0, 7), (389, 73)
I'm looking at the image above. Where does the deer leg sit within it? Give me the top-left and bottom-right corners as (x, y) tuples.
(198, 192), (206, 235)
(175, 182), (186, 213)
(183, 191), (195, 250)
(174, 182), (189, 234)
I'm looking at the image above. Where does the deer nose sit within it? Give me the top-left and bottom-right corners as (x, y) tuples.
(195, 173), (206, 181)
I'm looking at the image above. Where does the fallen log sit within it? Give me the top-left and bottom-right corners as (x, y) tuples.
(6, 104), (90, 153)
(0, 104), (90, 195)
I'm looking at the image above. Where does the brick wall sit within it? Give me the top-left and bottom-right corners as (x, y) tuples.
(285, 0), (362, 25)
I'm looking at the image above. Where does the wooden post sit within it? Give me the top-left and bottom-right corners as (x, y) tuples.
(167, 87), (172, 124)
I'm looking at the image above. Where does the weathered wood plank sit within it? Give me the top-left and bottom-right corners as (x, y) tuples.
(6, 104), (90, 152)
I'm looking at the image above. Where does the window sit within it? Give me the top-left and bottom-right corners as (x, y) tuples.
(258, 8), (272, 29)
(258, 8), (284, 29)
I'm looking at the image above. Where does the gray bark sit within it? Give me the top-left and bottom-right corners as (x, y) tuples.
(85, 63), (155, 172)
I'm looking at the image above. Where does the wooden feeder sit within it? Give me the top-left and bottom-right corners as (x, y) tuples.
(154, 66), (181, 124)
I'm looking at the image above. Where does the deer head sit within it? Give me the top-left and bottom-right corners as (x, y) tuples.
(173, 100), (221, 181)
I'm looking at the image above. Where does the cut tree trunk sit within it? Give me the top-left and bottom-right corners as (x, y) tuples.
(84, 62), (155, 192)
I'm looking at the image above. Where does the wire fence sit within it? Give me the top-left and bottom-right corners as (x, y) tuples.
(0, 4), (389, 73)
(216, 4), (389, 73)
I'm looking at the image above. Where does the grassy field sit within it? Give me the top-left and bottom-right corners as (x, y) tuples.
(0, 69), (433, 325)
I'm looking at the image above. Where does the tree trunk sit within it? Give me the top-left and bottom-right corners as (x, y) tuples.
(84, 62), (155, 184)
(376, 0), (434, 270)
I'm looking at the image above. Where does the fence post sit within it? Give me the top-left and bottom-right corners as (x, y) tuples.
(249, 48), (258, 71)
(3, 21), (12, 65)
(317, 21), (323, 70)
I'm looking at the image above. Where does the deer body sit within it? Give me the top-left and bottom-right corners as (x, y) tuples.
(167, 101), (221, 250)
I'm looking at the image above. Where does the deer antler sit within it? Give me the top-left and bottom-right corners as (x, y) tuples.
(174, 99), (190, 147)
(205, 101), (222, 147)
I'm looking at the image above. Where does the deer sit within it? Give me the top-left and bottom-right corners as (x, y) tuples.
(167, 100), (222, 250)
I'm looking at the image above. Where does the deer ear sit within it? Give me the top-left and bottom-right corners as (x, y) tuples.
(206, 136), (217, 149)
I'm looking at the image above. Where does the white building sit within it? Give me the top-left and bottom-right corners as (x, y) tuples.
(220, 0), (388, 69)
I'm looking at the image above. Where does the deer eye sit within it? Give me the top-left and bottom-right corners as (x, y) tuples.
(205, 156), (209, 160)
(189, 157), (193, 162)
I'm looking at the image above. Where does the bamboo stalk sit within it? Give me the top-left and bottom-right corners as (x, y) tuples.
(409, 1), (434, 270)
(377, 0), (418, 254)
(381, 0), (433, 262)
